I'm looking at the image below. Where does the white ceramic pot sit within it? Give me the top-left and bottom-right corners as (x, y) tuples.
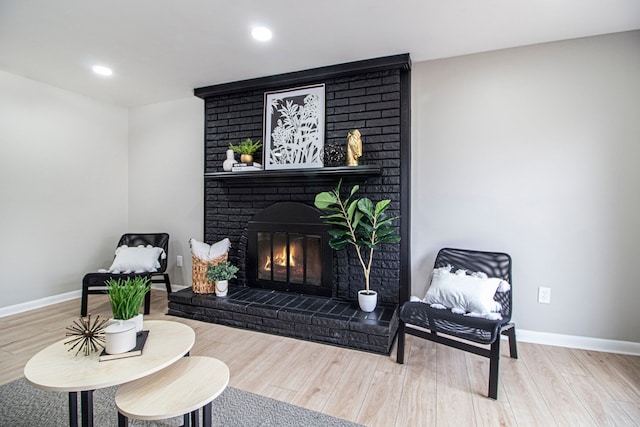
(358, 290), (378, 312)
(215, 280), (228, 297)
(129, 313), (144, 332)
(104, 320), (137, 354)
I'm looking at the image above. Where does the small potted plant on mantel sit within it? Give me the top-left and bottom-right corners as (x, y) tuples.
(229, 138), (262, 163)
(206, 261), (239, 297)
(105, 276), (151, 332)
(314, 180), (400, 312)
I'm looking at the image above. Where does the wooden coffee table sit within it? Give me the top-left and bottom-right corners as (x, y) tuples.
(24, 320), (195, 427)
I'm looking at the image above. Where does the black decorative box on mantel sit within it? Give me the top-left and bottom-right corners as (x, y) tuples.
(168, 287), (399, 355)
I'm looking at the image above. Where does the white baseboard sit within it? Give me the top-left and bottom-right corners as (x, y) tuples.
(0, 290), (82, 318)
(0, 285), (189, 318)
(515, 329), (640, 356)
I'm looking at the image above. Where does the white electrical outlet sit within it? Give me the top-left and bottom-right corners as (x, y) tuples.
(176, 255), (183, 267)
(538, 286), (551, 304)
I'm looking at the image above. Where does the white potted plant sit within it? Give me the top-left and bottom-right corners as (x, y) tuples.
(314, 180), (400, 312)
(105, 276), (151, 332)
(206, 261), (239, 297)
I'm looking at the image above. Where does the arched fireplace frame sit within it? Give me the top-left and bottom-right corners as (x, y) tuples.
(246, 202), (333, 297)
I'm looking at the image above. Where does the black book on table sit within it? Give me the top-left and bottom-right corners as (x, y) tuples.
(99, 330), (149, 362)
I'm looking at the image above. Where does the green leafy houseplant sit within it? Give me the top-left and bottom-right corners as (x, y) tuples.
(105, 276), (151, 320)
(229, 138), (262, 155)
(206, 261), (239, 282)
(314, 180), (401, 296)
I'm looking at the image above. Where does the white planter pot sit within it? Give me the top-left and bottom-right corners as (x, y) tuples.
(129, 313), (144, 332)
(215, 280), (228, 297)
(104, 320), (137, 354)
(110, 313), (143, 333)
(357, 290), (377, 312)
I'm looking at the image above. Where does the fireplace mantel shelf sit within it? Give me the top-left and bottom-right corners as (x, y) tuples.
(204, 165), (382, 185)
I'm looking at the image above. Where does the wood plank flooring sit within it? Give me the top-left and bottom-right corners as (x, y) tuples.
(1, 290), (639, 426)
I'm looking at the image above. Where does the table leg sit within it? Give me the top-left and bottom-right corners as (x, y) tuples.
(203, 402), (212, 427)
(80, 390), (94, 427)
(118, 412), (129, 427)
(68, 392), (78, 427)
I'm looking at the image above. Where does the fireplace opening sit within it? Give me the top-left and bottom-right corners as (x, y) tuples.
(247, 202), (332, 297)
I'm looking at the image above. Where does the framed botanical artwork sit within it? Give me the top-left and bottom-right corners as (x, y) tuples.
(263, 84), (325, 170)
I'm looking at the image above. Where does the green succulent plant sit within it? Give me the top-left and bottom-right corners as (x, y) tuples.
(229, 138), (262, 155)
(314, 179), (400, 294)
(206, 261), (239, 282)
(105, 276), (151, 320)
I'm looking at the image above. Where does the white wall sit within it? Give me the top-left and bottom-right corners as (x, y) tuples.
(411, 31), (640, 342)
(0, 70), (129, 307)
(127, 97), (204, 287)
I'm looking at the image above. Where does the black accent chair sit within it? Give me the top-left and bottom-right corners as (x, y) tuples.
(80, 233), (172, 316)
(396, 247), (517, 399)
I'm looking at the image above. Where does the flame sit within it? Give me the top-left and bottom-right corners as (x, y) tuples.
(263, 244), (297, 271)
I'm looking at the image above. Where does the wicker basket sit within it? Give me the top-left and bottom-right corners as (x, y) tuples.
(192, 252), (228, 294)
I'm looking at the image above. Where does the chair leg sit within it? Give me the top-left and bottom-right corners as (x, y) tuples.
(505, 327), (518, 359)
(163, 273), (172, 294)
(143, 290), (151, 315)
(488, 338), (501, 399)
(81, 289), (89, 317)
(396, 321), (405, 364)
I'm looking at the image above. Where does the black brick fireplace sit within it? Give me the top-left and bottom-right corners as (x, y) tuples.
(168, 54), (411, 354)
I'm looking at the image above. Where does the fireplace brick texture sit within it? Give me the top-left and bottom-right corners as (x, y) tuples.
(203, 69), (402, 305)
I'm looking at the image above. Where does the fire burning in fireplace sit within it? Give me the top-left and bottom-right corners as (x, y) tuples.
(257, 232), (321, 286)
(247, 202), (333, 297)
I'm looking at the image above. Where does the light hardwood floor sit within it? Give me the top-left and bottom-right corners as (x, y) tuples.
(2, 290), (639, 426)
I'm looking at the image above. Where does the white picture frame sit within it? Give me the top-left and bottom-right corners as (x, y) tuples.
(263, 84), (325, 170)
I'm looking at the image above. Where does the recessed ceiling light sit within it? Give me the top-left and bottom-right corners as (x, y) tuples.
(92, 65), (113, 76)
(251, 26), (272, 42)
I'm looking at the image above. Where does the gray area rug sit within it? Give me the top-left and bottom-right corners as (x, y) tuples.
(0, 378), (363, 426)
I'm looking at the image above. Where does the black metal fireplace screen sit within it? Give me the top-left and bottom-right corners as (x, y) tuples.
(247, 202), (332, 297)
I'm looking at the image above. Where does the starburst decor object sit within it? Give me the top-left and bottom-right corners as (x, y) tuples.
(64, 314), (109, 356)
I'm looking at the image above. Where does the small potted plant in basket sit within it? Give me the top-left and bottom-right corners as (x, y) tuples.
(105, 276), (151, 332)
(229, 138), (262, 163)
(206, 261), (239, 297)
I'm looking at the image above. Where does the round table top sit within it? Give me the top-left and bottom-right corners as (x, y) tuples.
(115, 356), (230, 420)
(24, 320), (195, 392)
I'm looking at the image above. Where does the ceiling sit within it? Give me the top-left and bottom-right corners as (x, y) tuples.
(1, 0), (639, 108)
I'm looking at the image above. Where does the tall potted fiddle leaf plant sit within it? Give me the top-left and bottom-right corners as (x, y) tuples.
(314, 180), (400, 312)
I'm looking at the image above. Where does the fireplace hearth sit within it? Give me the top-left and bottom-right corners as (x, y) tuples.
(168, 286), (399, 354)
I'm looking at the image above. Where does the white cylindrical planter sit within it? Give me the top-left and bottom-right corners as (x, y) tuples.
(358, 290), (377, 312)
(104, 320), (137, 354)
(129, 313), (144, 332)
(215, 280), (228, 297)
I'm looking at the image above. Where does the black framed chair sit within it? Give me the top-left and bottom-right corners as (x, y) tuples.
(396, 247), (517, 399)
(80, 233), (172, 316)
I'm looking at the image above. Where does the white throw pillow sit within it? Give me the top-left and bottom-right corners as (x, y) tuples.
(107, 245), (164, 274)
(424, 266), (505, 314)
(190, 238), (230, 261)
